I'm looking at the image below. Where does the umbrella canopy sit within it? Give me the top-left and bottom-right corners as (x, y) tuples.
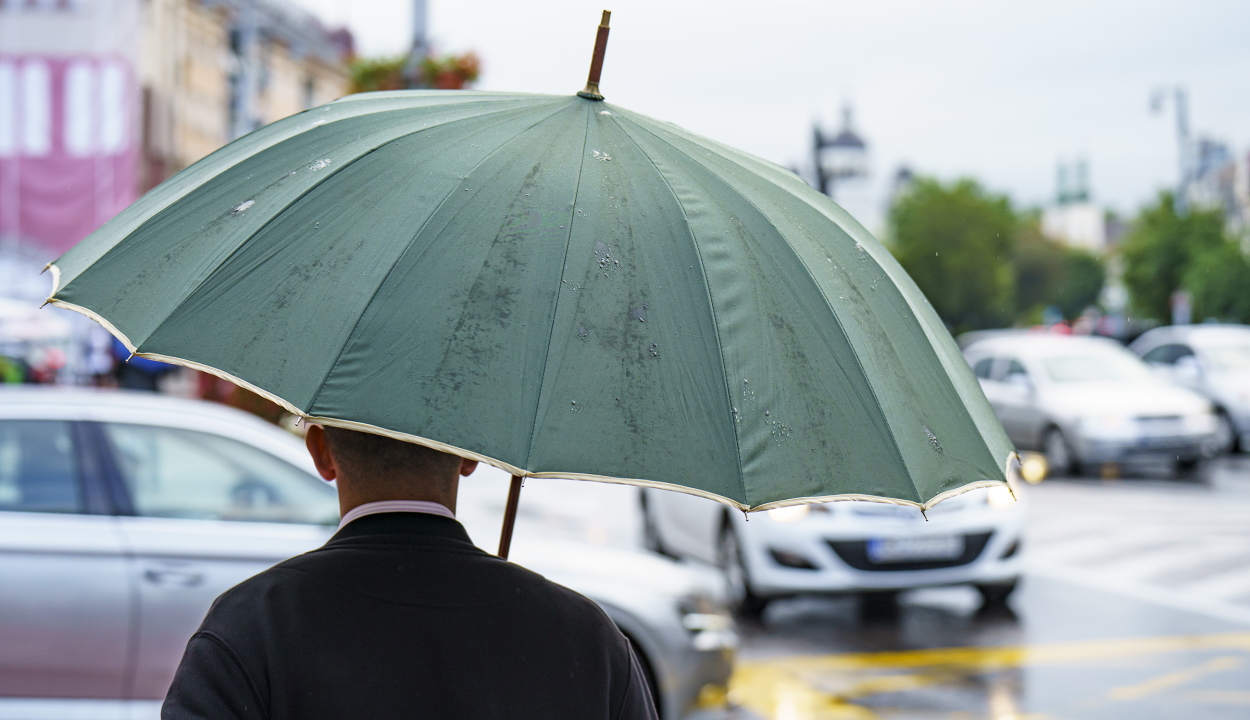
(47, 89), (1015, 512)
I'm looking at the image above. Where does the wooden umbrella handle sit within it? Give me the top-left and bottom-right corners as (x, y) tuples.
(497, 475), (524, 559)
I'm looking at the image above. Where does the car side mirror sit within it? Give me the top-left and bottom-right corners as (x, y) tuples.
(1006, 373), (1033, 393)
(1173, 355), (1203, 383)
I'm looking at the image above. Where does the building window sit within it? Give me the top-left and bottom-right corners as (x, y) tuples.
(21, 60), (51, 156)
(0, 61), (15, 157)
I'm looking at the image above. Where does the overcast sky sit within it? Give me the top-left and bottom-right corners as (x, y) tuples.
(290, 0), (1250, 233)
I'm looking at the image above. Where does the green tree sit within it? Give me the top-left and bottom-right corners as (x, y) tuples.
(889, 178), (1016, 332)
(1183, 241), (1250, 323)
(1057, 249), (1105, 320)
(350, 52), (481, 95)
(1012, 222), (1104, 323)
(1119, 192), (1225, 322)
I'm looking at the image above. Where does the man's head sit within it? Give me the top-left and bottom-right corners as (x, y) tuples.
(305, 425), (478, 512)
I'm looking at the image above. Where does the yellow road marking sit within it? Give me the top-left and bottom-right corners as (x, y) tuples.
(730, 633), (1250, 720)
(1108, 656), (1242, 701)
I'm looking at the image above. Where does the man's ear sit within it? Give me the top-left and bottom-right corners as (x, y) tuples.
(305, 425), (338, 482)
(459, 459), (479, 477)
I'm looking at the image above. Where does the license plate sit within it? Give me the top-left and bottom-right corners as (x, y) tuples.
(867, 535), (964, 563)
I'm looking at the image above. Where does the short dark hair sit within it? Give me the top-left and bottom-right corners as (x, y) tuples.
(322, 427), (462, 488)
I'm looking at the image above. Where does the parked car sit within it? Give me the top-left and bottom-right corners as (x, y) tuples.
(0, 387), (733, 720)
(640, 479), (1024, 617)
(1130, 324), (1250, 454)
(963, 334), (1217, 475)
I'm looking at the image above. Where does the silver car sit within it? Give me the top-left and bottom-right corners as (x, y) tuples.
(963, 334), (1217, 475)
(0, 388), (733, 720)
(1130, 324), (1250, 454)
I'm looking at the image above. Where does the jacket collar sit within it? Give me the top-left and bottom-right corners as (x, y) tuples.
(328, 511), (476, 547)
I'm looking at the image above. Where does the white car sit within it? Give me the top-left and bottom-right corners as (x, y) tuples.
(0, 388), (733, 720)
(640, 481), (1024, 617)
(1131, 324), (1250, 454)
(964, 334), (1217, 475)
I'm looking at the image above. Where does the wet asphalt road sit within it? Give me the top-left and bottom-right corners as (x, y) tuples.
(726, 455), (1250, 720)
(459, 455), (1250, 720)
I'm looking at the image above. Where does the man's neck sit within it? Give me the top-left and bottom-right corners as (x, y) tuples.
(337, 478), (459, 518)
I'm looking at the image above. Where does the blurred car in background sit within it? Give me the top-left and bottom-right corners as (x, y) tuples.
(963, 335), (1217, 476)
(640, 482), (1024, 618)
(0, 388), (732, 720)
(1131, 324), (1250, 455)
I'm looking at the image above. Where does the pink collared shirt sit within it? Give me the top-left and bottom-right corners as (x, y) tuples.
(336, 500), (455, 531)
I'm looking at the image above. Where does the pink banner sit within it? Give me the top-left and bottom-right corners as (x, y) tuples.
(0, 54), (138, 258)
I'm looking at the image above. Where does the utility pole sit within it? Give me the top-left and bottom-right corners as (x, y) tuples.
(1150, 86), (1191, 212)
(231, 0), (260, 140)
(404, 0), (429, 89)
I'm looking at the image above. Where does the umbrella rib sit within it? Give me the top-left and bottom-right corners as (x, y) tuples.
(622, 117), (918, 500)
(305, 102), (579, 417)
(521, 103), (594, 469)
(609, 115), (749, 505)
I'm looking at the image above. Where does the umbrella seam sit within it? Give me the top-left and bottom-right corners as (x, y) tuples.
(624, 117), (918, 501)
(521, 102), (594, 468)
(648, 119), (1006, 486)
(76, 100), (553, 353)
(305, 101), (578, 415)
(610, 114), (749, 506)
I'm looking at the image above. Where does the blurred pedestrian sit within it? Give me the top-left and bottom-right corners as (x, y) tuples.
(112, 337), (173, 391)
(162, 426), (657, 720)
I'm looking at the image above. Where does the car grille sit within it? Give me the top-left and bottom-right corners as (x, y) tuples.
(827, 532), (993, 572)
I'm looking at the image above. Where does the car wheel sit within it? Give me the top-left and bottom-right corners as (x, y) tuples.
(639, 493), (673, 558)
(717, 525), (768, 620)
(976, 580), (1018, 607)
(1206, 411), (1237, 456)
(1043, 427), (1076, 477)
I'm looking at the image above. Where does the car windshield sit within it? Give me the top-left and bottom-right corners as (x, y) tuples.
(1203, 345), (1250, 371)
(1042, 351), (1153, 383)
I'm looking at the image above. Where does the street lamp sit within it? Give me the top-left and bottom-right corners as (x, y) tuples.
(812, 105), (868, 200)
(1150, 86), (1191, 212)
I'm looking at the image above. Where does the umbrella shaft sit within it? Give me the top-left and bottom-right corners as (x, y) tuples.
(497, 475), (524, 559)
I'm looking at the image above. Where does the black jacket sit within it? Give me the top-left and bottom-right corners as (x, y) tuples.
(162, 512), (657, 720)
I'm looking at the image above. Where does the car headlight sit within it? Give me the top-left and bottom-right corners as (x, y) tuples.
(678, 595), (737, 651)
(767, 504), (810, 523)
(986, 485), (1017, 510)
(1184, 411), (1217, 433)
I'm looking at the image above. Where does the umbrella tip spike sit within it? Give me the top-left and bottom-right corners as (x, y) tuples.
(920, 508), (929, 522)
(576, 10), (612, 101)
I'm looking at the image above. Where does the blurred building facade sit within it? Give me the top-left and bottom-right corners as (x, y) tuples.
(140, 0), (353, 191)
(0, 0), (351, 387)
(0, 0), (352, 262)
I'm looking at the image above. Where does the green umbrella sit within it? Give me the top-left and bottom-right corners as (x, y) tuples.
(46, 15), (1016, 555)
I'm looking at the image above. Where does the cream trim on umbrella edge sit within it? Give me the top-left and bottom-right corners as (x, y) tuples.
(45, 263), (1017, 514)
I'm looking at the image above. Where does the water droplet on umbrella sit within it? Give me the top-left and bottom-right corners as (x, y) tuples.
(764, 410), (770, 416)
(571, 400), (577, 405)
(923, 425), (943, 454)
(232, 200), (254, 214)
(649, 343), (659, 358)
(577, 325), (588, 340)
(308, 158), (331, 171)
(630, 307), (647, 322)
